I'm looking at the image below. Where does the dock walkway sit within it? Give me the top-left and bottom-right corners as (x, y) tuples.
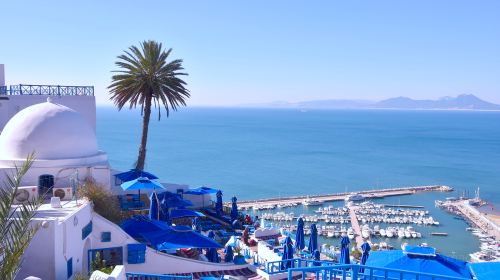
(452, 200), (500, 240)
(348, 206), (365, 249)
(234, 185), (452, 209)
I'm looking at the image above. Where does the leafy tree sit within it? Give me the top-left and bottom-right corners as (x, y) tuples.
(108, 40), (190, 170)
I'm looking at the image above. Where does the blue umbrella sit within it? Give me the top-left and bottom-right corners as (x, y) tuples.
(215, 190), (223, 216)
(192, 217), (201, 232)
(295, 218), (305, 251)
(359, 242), (371, 273)
(206, 231), (220, 263)
(308, 224), (318, 253)
(224, 246), (234, 263)
(141, 226), (221, 250)
(230, 196), (238, 222)
(340, 236), (350, 264)
(185, 186), (219, 195)
(313, 250), (321, 266)
(281, 236), (294, 270)
(115, 169), (158, 182)
(121, 177), (164, 191)
(149, 192), (160, 220)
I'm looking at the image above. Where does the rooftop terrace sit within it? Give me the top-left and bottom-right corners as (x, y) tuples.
(0, 84), (94, 96)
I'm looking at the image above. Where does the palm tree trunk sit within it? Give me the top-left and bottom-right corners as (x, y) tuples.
(136, 94), (152, 171)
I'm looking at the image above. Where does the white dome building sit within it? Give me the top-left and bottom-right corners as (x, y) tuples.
(0, 98), (111, 189)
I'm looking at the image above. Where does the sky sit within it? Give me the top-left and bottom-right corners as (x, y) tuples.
(1, 1), (499, 106)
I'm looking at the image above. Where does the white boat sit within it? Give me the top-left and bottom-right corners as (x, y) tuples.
(380, 229), (386, 237)
(303, 197), (323, 206)
(345, 193), (365, 201)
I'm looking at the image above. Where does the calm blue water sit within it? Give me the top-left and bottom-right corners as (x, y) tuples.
(96, 107), (500, 259)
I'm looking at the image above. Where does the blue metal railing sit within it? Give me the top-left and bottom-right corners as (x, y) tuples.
(286, 264), (470, 280)
(266, 258), (336, 275)
(126, 272), (193, 280)
(6, 84), (94, 96)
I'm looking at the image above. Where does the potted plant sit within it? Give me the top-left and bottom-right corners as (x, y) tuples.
(232, 246), (246, 265)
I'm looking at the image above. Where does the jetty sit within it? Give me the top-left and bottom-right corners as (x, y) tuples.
(233, 185), (452, 209)
(451, 200), (500, 240)
(348, 205), (366, 248)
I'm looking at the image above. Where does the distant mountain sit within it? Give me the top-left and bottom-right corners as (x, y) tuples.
(241, 94), (500, 110)
(374, 94), (500, 110)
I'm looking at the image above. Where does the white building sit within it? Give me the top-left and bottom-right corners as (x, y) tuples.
(0, 66), (239, 280)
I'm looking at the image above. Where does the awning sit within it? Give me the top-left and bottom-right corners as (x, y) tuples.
(366, 250), (472, 280)
(170, 209), (205, 219)
(141, 225), (221, 250)
(467, 262), (500, 280)
(121, 216), (170, 239)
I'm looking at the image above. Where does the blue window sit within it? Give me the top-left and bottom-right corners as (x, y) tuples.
(82, 221), (92, 240)
(127, 244), (146, 264)
(101, 231), (111, 242)
(67, 258), (73, 279)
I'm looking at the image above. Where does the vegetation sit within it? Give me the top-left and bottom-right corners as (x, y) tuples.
(0, 155), (43, 280)
(78, 179), (125, 224)
(108, 40), (190, 170)
(90, 252), (115, 274)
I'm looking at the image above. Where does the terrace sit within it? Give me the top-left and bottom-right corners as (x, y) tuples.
(0, 84), (94, 96)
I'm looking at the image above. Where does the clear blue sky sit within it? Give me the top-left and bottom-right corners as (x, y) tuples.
(1, 1), (499, 106)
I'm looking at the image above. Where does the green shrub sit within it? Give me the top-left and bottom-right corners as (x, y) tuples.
(78, 179), (124, 223)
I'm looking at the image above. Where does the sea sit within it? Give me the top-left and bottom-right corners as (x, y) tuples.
(96, 107), (500, 260)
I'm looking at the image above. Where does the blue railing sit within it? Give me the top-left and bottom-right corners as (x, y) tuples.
(6, 84), (94, 96)
(266, 258), (336, 275)
(126, 272), (193, 280)
(287, 264), (470, 280)
(0, 86), (6, 95)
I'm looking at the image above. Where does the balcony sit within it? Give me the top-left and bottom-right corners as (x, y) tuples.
(0, 84), (94, 96)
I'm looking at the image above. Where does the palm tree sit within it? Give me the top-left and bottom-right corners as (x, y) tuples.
(108, 40), (190, 170)
(0, 154), (42, 279)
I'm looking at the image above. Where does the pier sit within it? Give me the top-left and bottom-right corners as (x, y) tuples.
(233, 185), (452, 209)
(451, 200), (500, 240)
(348, 205), (366, 248)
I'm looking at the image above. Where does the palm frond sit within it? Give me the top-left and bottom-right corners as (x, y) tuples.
(0, 154), (42, 280)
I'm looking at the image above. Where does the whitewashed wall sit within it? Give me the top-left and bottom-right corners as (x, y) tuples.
(0, 95), (96, 132)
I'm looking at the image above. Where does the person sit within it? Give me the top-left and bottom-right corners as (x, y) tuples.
(244, 214), (252, 225)
(242, 226), (250, 245)
(254, 216), (260, 229)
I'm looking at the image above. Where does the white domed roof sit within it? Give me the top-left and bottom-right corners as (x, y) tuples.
(0, 100), (99, 160)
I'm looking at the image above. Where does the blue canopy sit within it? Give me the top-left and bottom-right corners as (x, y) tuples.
(281, 236), (294, 270)
(339, 236), (350, 264)
(359, 242), (371, 273)
(308, 223), (318, 253)
(121, 216), (170, 239)
(121, 177), (165, 191)
(468, 262), (500, 280)
(206, 231), (220, 263)
(224, 246), (234, 263)
(115, 169), (158, 182)
(230, 196), (238, 222)
(149, 192), (170, 222)
(365, 250), (472, 280)
(313, 250), (321, 266)
(170, 209), (205, 219)
(215, 190), (223, 215)
(185, 186), (219, 195)
(141, 226), (221, 250)
(295, 218), (305, 251)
